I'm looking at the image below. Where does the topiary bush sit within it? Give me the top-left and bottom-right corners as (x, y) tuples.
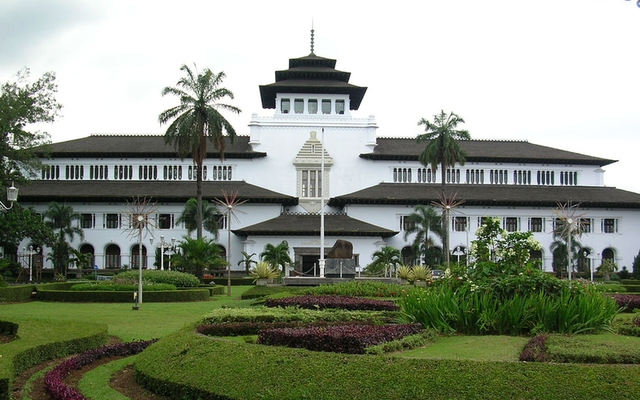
(115, 270), (199, 287)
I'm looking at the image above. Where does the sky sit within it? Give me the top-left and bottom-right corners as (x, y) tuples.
(1, 0), (639, 192)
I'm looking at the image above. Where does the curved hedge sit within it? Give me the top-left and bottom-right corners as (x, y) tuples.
(0, 319), (108, 400)
(36, 288), (211, 302)
(135, 328), (640, 400)
(116, 270), (200, 287)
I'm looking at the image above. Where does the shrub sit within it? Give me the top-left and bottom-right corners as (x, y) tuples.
(197, 320), (374, 337)
(519, 335), (550, 362)
(69, 283), (177, 291)
(610, 294), (640, 312)
(264, 295), (400, 311)
(115, 270), (199, 287)
(302, 281), (405, 298)
(249, 262), (280, 282)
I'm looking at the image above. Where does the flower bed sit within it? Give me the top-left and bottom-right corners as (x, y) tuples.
(264, 295), (399, 311)
(257, 323), (422, 354)
(44, 339), (157, 400)
(197, 320), (373, 337)
(609, 294), (640, 312)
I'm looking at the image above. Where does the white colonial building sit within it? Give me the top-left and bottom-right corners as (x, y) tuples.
(16, 48), (640, 277)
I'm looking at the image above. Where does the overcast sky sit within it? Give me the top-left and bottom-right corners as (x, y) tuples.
(2, 0), (639, 192)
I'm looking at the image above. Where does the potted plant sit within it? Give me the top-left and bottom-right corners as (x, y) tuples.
(249, 262), (280, 285)
(411, 265), (432, 286)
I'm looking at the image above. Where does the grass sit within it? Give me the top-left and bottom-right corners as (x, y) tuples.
(399, 334), (530, 362)
(1, 286), (253, 341)
(79, 356), (135, 400)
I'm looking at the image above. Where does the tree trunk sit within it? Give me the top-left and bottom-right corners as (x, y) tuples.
(196, 163), (203, 240)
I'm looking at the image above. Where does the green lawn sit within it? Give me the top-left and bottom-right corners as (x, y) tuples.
(400, 334), (530, 362)
(0, 286), (253, 341)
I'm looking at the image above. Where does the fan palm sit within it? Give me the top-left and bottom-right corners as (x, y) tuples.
(159, 64), (241, 240)
(175, 198), (222, 238)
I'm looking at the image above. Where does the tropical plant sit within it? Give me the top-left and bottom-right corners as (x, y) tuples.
(0, 204), (54, 249)
(597, 259), (618, 281)
(171, 237), (227, 280)
(402, 205), (443, 265)
(550, 229), (583, 279)
(159, 65), (240, 240)
(43, 202), (84, 275)
(238, 251), (258, 273)
(552, 201), (587, 280)
(366, 246), (401, 277)
(411, 265), (432, 281)
(260, 241), (292, 272)
(175, 198), (223, 238)
(68, 248), (92, 269)
(397, 265), (412, 280)
(249, 262), (280, 282)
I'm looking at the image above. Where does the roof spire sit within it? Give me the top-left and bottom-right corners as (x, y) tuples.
(310, 20), (315, 55)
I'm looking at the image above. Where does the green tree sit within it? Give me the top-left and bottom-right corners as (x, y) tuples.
(260, 241), (292, 273)
(0, 68), (61, 187)
(403, 204), (443, 265)
(175, 198), (222, 238)
(632, 250), (640, 279)
(416, 110), (470, 265)
(43, 202), (84, 275)
(159, 64), (241, 240)
(597, 259), (618, 282)
(0, 204), (54, 249)
(549, 228), (582, 279)
(366, 246), (401, 277)
(172, 237), (227, 280)
(238, 251), (257, 273)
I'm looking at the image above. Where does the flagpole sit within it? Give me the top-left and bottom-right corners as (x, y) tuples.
(320, 127), (325, 278)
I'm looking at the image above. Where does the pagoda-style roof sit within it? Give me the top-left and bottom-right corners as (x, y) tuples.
(361, 138), (616, 166)
(234, 213), (396, 238)
(259, 54), (367, 110)
(329, 183), (640, 209)
(17, 180), (297, 205)
(37, 135), (265, 159)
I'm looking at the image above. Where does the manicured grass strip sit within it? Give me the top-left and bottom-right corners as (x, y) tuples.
(400, 335), (530, 362)
(546, 333), (640, 363)
(79, 357), (135, 400)
(136, 328), (640, 400)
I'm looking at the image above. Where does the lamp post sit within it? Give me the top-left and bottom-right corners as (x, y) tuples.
(26, 245), (40, 283)
(452, 246), (465, 265)
(165, 237), (176, 269)
(0, 182), (18, 211)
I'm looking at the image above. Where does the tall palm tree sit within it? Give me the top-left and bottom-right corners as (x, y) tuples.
(260, 241), (292, 273)
(238, 251), (257, 273)
(403, 205), (443, 265)
(175, 198), (222, 238)
(417, 110), (470, 265)
(43, 202), (84, 275)
(159, 64), (241, 240)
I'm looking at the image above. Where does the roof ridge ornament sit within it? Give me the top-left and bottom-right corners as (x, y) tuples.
(310, 22), (315, 55)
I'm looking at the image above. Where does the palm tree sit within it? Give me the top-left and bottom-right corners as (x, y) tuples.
(175, 198), (223, 238)
(403, 205), (443, 265)
(43, 202), (84, 275)
(159, 64), (241, 240)
(260, 241), (292, 273)
(172, 237), (227, 280)
(367, 246), (401, 277)
(417, 110), (470, 265)
(238, 251), (257, 273)
(549, 228), (582, 279)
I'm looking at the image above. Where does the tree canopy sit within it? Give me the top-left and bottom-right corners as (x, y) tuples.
(0, 68), (61, 187)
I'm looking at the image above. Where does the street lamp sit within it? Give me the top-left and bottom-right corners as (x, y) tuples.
(452, 246), (466, 265)
(0, 182), (18, 211)
(25, 245), (40, 282)
(165, 237), (176, 269)
(150, 236), (174, 270)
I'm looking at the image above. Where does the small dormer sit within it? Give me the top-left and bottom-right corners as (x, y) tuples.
(276, 94), (351, 116)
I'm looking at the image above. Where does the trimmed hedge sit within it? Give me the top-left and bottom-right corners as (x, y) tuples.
(264, 295), (400, 311)
(0, 285), (34, 303)
(35, 288), (211, 302)
(135, 328), (640, 400)
(116, 270), (200, 287)
(0, 319), (108, 400)
(0, 320), (18, 336)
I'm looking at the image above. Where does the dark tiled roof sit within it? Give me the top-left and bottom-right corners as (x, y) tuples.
(361, 138), (616, 166)
(259, 53), (367, 110)
(329, 183), (640, 209)
(38, 135), (265, 159)
(234, 213), (397, 238)
(17, 180), (297, 205)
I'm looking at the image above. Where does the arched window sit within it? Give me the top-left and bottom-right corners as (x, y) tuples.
(79, 244), (95, 268)
(105, 244), (121, 268)
(131, 244), (148, 269)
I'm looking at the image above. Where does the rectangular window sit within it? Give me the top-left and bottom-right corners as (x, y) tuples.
(105, 214), (120, 229)
(401, 216), (415, 231)
(281, 99), (290, 114)
(335, 100), (345, 114)
(217, 214), (227, 230)
(301, 170), (322, 198)
(504, 217), (518, 232)
(321, 99), (331, 114)
(308, 99), (318, 114)
(294, 99), (304, 114)
(602, 218), (617, 233)
(529, 217), (543, 233)
(158, 214), (173, 229)
(454, 216), (468, 232)
(80, 213), (94, 229)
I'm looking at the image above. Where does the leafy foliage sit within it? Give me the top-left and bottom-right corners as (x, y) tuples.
(264, 295), (400, 311)
(175, 198), (222, 238)
(260, 241), (292, 272)
(302, 281), (406, 297)
(171, 237), (227, 279)
(365, 246), (401, 277)
(249, 261), (280, 281)
(115, 270), (200, 287)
